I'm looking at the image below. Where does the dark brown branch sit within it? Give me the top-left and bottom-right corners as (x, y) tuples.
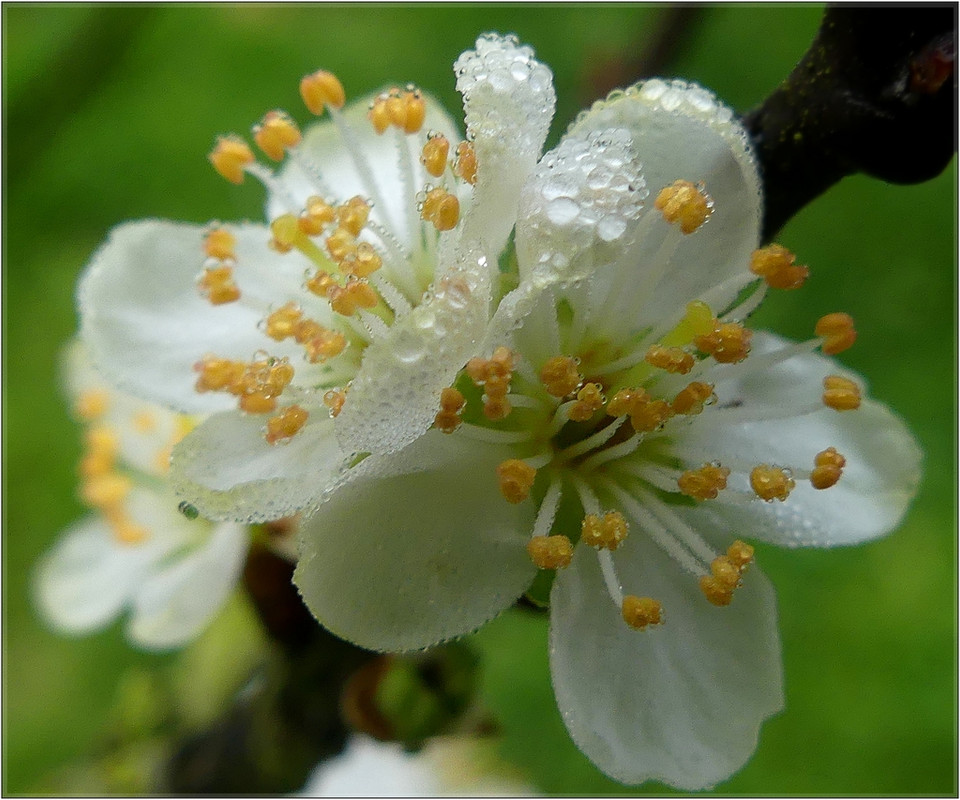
(743, 5), (957, 239)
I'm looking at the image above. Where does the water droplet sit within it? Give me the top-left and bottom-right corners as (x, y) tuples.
(545, 197), (580, 226)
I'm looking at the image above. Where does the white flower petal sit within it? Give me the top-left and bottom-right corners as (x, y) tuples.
(565, 79), (761, 315)
(295, 431), (537, 652)
(170, 409), (344, 522)
(550, 537), (783, 790)
(269, 92), (462, 246)
(335, 243), (492, 456)
(128, 521), (248, 649)
(78, 220), (310, 414)
(668, 333), (922, 547)
(455, 33), (556, 255)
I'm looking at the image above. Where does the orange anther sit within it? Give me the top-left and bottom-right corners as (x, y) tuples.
(306, 270), (338, 298)
(527, 535), (574, 570)
(433, 387), (467, 434)
(323, 388), (347, 417)
(421, 134), (450, 177)
(496, 459), (536, 504)
(265, 303), (304, 341)
(420, 187), (460, 231)
(253, 110), (301, 161)
(672, 381), (714, 415)
(645, 344), (694, 374)
(300, 69), (346, 115)
(75, 389), (111, 421)
(299, 196), (337, 235)
(621, 595), (663, 629)
(822, 375), (861, 411)
(194, 356), (245, 393)
(265, 405), (309, 444)
(303, 329), (347, 363)
(204, 227), (236, 261)
(239, 390), (277, 414)
(654, 180), (713, 234)
(811, 446), (846, 489)
(337, 196), (371, 236)
(209, 135), (254, 185)
(694, 321), (752, 364)
(326, 228), (357, 262)
(568, 382), (605, 422)
(677, 463), (730, 500)
(815, 312), (857, 355)
(455, 141), (478, 185)
(749, 244), (809, 289)
(750, 464), (795, 502)
(540, 356), (581, 398)
(629, 398), (673, 433)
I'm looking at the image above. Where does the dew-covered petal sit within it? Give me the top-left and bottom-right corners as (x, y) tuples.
(564, 79), (761, 317)
(128, 521), (248, 649)
(666, 333), (922, 547)
(170, 408), (345, 523)
(455, 33), (556, 255)
(549, 536), (783, 790)
(79, 220), (311, 414)
(269, 92), (462, 246)
(295, 431), (537, 652)
(515, 127), (647, 284)
(335, 243), (492, 456)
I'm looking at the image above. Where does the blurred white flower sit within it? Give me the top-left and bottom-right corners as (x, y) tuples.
(34, 343), (252, 649)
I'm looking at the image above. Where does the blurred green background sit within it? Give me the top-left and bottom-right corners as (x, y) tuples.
(4, 4), (955, 795)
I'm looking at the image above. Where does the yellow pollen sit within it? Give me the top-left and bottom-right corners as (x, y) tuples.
(455, 141), (478, 185)
(299, 196), (337, 235)
(496, 459), (537, 504)
(265, 404), (309, 445)
(132, 410), (156, 433)
(568, 382), (605, 422)
(326, 227), (358, 262)
(420, 187), (460, 231)
(302, 328), (347, 363)
(330, 279), (378, 316)
(540, 355), (581, 398)
(700, 542), (755, 606)
(466, 347), (515, 386)
(204, 227), (236, 261)
(815, 312), (857, 355)
(300, 69), (346, 115)
(822, 374), (861, 411)
(678, 463), (730, 500)
(811, 446), (846, 489)
(621, 595), (663, 630)
(323, 388), (347, 417)
(527, 535), (574, 570)
(672, 381), (714, 415)
(337, 196), (371, 236)
(750, 464), (795, 502)
(341, 242), (382, 277)
(81, 472), (132, 509)
(629, 397), (673, 433)
(198, 264), (241, 305)
(269, 213), (303, 253)
(433, 386), (466, 434)
(253, 110), (301, 161)
(749, 244), (809, 289)
(306, 269), (338, 298)
(581, 511), (629, 550)
(367, 97), (392, 135)
(654, 179), (713, 234)
(265, 303), (304, 340)
(402, 90), (426, 134)
(239, 391), (277, 414)
(194, 356), (246, 393)
(606, 388), (640, 418)
(726, 540), (755, 570)
(74, 389), (111, 420)
(368, 88), (425, 135)
(421, 134), (450, 177)
(694, 321), (752, 363)
(645, 344), (695, 374)
(209, 135), (254, 185)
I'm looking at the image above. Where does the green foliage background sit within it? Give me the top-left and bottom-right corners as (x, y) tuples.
(4, 4), (955, 794)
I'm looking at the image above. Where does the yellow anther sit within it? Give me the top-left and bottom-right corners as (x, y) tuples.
(106, 509), (149, 545)
(466, 348), (516, 387)
(302, 328), (347, 363)
(198, 264), (241, 305)
(81, 472), (132, 508)
(815, 312), (857, 355)
(132, 410), (157, 433)
(568, 382), (605, 422)
(299, 196), (337, 235)
(496, 459), (536, 504)
(654, 179), (713, 234)
(420, 187), (460, 231)
(341, 242), (382, 277)
(306, 269), (338, 298)
(194, 356), (246, 393)
(239, 390), (277, 414)
(300, 69), (346, 115)
(85, 425), (119, 456)
(677, 463), (730, 500)
(621, 595), (663, 630)
(330, 279), (378, 316)
(527, 535), (574, 570)
(337, 196), (371, 237)
(455, 141), (478, 185)
(262, 361), (295, 396)
(75, 389), (111, 420)
(269, 213), (304, 253)
(750, 464), (795, 502)
(488, 347), (515, 378)
(265, 404), (309, 445)
(483, 394), (512, 421)
(323, 388), (347, 417)
(253, 110), (301, 161)
(749, 244), (809, 289)
(421, 134), (450, 177)
(822, 374), (861, 411)
(204, 227), (236, 261)
(401, 89), (426, 134)
(699, 575), (734, 606)
(265, 303), (304, 341)
(581, 511), (629, 551)
(645, 344), (695, 374)
(540, 355), (581, 398)
(367, 96), (392, 135)
(629, 397), (673, 433)
(209, 135), (254, 185)
(606, 388), (641, 418)
(433, 387), (466, 434)
(811, 446), (846, 489)
(672, 381), (714, 415)
(326, 227), (357, 262)
(726, 539), (755, 570)
(694, 321), (752, 364)
(483, 375), (510, 401)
